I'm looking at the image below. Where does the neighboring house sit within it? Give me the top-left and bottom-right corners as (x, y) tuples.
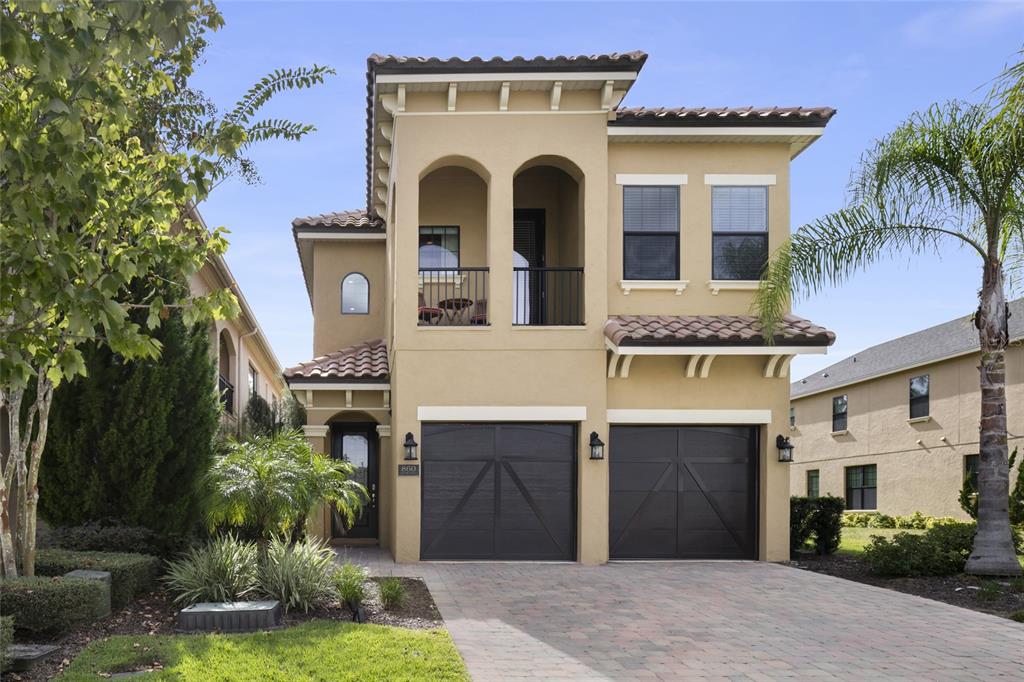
(187, 209), (286, 423)
(789, 299), (1023, 518)
(285, 51), (836, 564)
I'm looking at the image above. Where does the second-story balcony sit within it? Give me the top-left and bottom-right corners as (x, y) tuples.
(419, 267), (490, 326)
(513, 267), (584, 326)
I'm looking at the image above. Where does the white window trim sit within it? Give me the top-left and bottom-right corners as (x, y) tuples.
(607, 409), (772, 424)
(418, 406), (587, 422)
(619, 280), (690, 295)
(707, 280), (760, 295)
(615, 174), (688, 186)
(704, 174), (777, 186)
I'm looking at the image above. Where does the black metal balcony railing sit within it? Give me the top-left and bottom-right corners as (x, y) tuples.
(513, 267), (584, 326)
(418, 267), (490, 326)
(218, 374), (235, 415)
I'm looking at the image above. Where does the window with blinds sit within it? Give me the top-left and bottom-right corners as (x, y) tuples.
(711, 186), (768, 280)
(622, 186), (679, 280)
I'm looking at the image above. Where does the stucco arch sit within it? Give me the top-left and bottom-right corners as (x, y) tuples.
(418, 154), (491, 184)
(513, 154), (585, 184)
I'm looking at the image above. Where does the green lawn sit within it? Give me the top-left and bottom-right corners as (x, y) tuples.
(837, 527), (924, 554)
(58, 620), (468, 681)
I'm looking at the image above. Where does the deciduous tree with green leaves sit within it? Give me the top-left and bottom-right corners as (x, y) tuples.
(0, 0), (332, 576)
(756, 49), (1024, 575)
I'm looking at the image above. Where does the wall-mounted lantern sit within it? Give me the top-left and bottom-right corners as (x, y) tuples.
(403, 432), (418, 461)
(589, 431), (605, 460)
(776, 434), (794, 463)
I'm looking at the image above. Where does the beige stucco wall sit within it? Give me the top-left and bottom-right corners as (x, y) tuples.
(790, 346), (1023, 517)
(312, 241), (387, 356)
(301, 85), (812, 564)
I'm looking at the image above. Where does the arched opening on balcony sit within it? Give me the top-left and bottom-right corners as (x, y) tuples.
(217, 328), (236, 415)
(512, 156), (585, 325)
(417, 158), (490, 326)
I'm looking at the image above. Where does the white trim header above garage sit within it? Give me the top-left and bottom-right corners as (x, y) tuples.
(607, 409), (772, 424)
(417, 406), (588, 422)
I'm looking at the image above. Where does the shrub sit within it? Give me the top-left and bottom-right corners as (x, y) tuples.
(335, 561), (368, 607)
(0, 576), (109, 635)
(0, 616), (12, 672)
(257, 537), (338, 613)
(978, 581), (1002, 602)
(790, 495), (845, 555)
(867, 513), (896, 528)
(378, 577), (406, 610)
(34, 549), (161, 609)
(842, 512), (874, 528)
(864, 522), (976, 576)
(924, 516), (961, 529)
(1011, 610), (1024, 623)
(47, 521), (192, 559)
(164, 534), (258, 605)
(894, 511), (928, 530)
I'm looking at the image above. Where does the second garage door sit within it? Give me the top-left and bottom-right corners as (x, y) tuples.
(609, 425), (758, 559)
(421, 423), (576, 560)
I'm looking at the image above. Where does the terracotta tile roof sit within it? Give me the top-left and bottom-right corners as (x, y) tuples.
(610, 106), (836, 127)
(284, 339), (389, 382)
(605, 314), (836, 347)
(291, 209), (384, 231)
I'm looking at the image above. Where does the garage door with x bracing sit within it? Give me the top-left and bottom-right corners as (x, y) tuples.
(421, 423), (576, 560)
(610, 425), (758, 559)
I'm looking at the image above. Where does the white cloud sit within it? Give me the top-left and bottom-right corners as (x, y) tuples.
(902, 2), (1024, 47)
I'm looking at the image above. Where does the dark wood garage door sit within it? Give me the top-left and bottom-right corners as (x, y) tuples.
(609, 425), (758, 559)
(421, 423), (576, 560)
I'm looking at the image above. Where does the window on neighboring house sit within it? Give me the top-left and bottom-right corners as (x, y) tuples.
(845, 464), (877, 510)
(248, 363), (259, 398)
(341, 273), (369, 314)
(832, 394), (848, 432)
(623, 186), (680, 280)
(909, 374), (929, 419)
(964, 454), (980, 491)
(711, 186), (768, 280)
(807, 469), (820, 498)
(789, 406), (796, 428)
(418, 226), (460, 268)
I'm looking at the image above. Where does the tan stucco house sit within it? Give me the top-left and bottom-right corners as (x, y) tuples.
(284, 51), (836, 564)
(789, 299), (1023, 518)
(187, 209), (286, 423)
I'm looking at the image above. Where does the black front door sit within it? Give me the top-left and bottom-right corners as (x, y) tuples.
(420, 423), (576, 560)
(331, 423), (378, 539)
(609, 425), (758, 559)
(513, 209), (546, 325)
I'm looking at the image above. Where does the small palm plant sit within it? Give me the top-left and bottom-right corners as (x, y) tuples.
(205, 430), (367, 545)
(756, 53), (1023, 575)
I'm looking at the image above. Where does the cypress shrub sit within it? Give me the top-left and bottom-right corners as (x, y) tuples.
(790, 495), (846, 555)
(39, 307), (218, 541)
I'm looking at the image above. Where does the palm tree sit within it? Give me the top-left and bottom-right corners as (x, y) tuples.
(205, 430), (366, 545)
(756, 84), (1023, 574)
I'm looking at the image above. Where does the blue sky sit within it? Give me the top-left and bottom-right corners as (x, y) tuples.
(192, 1), (1024, 379)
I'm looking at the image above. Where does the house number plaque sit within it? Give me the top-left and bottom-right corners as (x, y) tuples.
(398, 464), (420, 476)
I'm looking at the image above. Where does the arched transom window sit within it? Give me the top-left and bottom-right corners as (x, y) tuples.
(341, 273), (369, 314)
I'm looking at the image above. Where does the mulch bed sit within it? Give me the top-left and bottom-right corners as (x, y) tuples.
(788, 552), (1024, 620)
(3, 577), (442, 682)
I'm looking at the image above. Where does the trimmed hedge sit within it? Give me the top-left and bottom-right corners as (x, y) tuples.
(0, 616), (12, 672)
(48, 522), (191, 559)
(35, 549), (161, 609)
(790, 495), (845, 555)
(842, 511), (962, 529)
(0, 576), (109, 636)
(863, 522), (977, 576)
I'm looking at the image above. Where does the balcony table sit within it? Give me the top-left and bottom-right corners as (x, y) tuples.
(439, 297), (474, 325)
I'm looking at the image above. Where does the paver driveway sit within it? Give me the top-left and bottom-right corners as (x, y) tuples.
(341, 548), (1024, 681)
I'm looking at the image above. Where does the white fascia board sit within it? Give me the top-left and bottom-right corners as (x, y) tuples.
(615, 174), (688, 186)
(417, 406), (587, 422)
(608, 126), (825, 138)
(608, 409), (772, 424)
(606, 343), (829, 356)
(294, 231), (386, 241)
(287, 382), (391, 391)
(377, 71), (638, 84)
(704, 174), (777, 186)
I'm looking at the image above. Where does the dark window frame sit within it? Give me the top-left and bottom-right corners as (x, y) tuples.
(832, 394), (848, 432)
(248, 363), (259, 398)
(418, 225), (461, 268)
(622, 185), (680, 281)
(340, 272), (370, 315)
(807, 469), (820, 498)
(964, 454), (979, 491)
(909, 374), (930, 419)
(845, 464), (877, 510)
(711, 185), (769, 281)
(789, 406), (796, 428)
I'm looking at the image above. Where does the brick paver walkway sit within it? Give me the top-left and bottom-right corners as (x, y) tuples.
(338, 547), (1024, 681)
